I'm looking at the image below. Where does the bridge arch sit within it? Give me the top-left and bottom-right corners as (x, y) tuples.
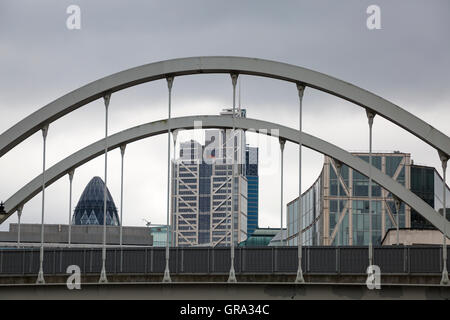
(2, 115), (449, 237)
(0, 56), (449, 160)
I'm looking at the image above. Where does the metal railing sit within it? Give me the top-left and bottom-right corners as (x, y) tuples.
(0, 246), (448, 276)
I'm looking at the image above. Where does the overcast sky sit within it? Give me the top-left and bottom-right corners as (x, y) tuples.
(0, 1), (449, 231)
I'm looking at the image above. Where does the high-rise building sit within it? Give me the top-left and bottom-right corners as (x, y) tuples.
(409, 164), (450, 228)
(285, 152), (450, 246)
(171, 109), (254, 247)
(72, 176), (120, 226)
(246, 146), (259, 236)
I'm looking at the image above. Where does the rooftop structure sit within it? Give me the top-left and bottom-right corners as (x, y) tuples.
(238, 228), (280, 247)
(0, 223), (152, 246)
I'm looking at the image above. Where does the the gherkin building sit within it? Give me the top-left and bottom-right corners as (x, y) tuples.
(72, 176), (120, 226)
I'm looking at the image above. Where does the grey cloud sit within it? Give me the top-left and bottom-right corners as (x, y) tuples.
(0, 0), (449, 230)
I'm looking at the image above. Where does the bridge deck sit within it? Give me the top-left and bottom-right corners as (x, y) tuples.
(0, 281), (449, 300)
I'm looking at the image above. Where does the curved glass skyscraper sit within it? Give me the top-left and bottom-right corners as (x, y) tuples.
(72, 176), (120, 226)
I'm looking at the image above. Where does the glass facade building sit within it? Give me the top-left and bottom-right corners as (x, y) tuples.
(246, 146), (259, 236)
(72, 176), (120, 226)
(410, 165), (450, 228)
(149, 225), (170, 247)
(287, 152), (449, 246)
(287, 174), (322, 246)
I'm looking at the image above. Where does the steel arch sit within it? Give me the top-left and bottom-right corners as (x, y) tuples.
(2, 115), (449, 237)
(0, 56), (449, 159)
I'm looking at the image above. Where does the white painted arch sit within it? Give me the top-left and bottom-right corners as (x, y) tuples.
(0, 56), (449, 160)
(2, 115), (449, 237)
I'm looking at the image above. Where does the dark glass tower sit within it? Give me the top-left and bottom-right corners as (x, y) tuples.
(72, 176), (120, 226)
(410, 165), (435, 229)
(246, 146), (259, 236)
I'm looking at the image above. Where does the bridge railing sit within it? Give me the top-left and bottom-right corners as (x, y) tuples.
(0, 246), (447, 276)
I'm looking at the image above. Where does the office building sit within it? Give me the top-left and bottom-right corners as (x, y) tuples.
(246, 146), (259, 236)
(72, 176), (120, 226)
(286, 152), (449, 246)
(149, 224), (170, 247)
(171, 109), (252, 247)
